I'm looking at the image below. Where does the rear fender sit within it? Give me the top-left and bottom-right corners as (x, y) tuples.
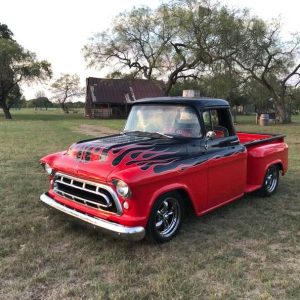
(247, 142), (288, 186)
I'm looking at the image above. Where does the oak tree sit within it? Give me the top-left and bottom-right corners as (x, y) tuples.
(0, 38), (52, 119)
(50, 74), (84, 113)
(229, 18), (300, 123)
(83, 1), (299, 123)
(83, 1), (234, 95)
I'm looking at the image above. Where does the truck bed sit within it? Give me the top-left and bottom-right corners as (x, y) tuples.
(237, 132), (285, 147)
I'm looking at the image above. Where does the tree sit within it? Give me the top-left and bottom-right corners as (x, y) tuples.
(242, 79), (272, 113)
(228, 18), (300, 123)
(35, 90), (46, 99)
(83, 1), (299, 123)
(32, 98), (52, 110)
(83, 1), (238, 95)
(0, 23), (14, 40)
(5, 84), (22, 109)
(159, 1), (223, 94)
(169, 79), (204, 96)
(83, 5), (175, 91)
(0, 27), (52, 119)
(50, 74), (84, 113)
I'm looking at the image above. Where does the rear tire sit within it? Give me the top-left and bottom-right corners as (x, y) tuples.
(259, 165), (279, 197)
(146, 192), (183, 243)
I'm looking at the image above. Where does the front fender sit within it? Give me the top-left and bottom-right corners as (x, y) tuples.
(40, 151), (66, 165)
(147, 182), (196, 217)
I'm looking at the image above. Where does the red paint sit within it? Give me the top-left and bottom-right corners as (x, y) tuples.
(237, 132), (288, 188)
(40, 133), (288, 227)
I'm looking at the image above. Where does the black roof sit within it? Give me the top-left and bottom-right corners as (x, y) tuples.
(134, 97), (229, 108)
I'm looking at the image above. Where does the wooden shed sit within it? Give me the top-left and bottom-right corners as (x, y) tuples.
(85, 78), (165, 118)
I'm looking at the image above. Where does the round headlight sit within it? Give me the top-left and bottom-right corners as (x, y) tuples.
(115, 180), (131, 198)
(44, 163), (53, 175)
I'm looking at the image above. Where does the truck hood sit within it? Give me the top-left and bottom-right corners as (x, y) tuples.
(51, 133), (192, 182)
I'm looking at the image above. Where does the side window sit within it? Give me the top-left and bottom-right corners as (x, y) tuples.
(202, 109), (234, 138)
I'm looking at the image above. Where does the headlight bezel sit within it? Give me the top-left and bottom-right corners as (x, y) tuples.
(43, 163), (54, 176)
(113, 179), (131, 198)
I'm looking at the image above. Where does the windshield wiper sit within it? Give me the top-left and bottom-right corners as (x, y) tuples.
(122, 130), (173, 139)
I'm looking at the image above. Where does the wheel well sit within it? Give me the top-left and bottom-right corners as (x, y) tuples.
(174, 189), (196, 217)
(275, 162), (283, 174)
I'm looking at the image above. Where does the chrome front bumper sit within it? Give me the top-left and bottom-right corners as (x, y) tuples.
(40, 193), (145, 241)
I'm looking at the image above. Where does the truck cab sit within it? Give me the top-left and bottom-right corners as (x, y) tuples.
(40, 97), (288, 242)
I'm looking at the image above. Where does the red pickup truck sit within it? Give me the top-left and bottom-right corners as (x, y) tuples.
(40, 97), (288, 242)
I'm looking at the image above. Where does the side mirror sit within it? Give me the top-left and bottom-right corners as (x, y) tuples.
(206, 131), (216, 140)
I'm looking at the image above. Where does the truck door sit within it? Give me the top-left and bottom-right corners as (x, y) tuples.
(202, 109), (247, 209)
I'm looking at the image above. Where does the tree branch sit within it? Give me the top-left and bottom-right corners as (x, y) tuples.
(282, 63), (300, 85)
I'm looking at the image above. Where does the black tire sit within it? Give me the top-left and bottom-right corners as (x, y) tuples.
(146, 192), (183, 243)
(259, 164), (279, 197)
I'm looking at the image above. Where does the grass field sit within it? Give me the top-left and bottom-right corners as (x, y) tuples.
(0, 109), (300, 299)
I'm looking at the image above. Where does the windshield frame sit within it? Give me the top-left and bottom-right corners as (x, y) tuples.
(123, 103), (203, 139)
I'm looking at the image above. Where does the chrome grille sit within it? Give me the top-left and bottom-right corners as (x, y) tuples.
(53, 173), (122, 215)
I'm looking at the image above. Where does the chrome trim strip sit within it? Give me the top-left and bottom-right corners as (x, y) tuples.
(40, 193), (145, 241)
(54, 172), (123, 215)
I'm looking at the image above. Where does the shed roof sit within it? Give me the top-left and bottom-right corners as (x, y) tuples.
(87, 77), (165, 104)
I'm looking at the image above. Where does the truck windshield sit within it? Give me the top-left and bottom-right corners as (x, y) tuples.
(124, 104), (202, 138)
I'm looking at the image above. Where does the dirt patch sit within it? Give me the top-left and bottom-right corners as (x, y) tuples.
(74, 124), (119, 137)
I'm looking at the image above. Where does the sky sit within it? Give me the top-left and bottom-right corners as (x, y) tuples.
(1, 0), (299, 100)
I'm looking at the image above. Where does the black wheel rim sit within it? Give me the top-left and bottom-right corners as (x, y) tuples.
(155, 197), (180, 238)
(265, 166), (278, 193)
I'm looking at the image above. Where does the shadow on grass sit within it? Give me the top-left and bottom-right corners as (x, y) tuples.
(46, 189), (281, 250)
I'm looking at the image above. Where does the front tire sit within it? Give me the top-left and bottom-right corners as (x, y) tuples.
(147, 192), (183, 243)
(259, 165), (279, 197)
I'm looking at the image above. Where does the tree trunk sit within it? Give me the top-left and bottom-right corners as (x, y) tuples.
(60, 103), (69, 114)
(165, 80), (173, 96)
(232, 106), (237, 124)
(1, 103), (12, 119)
(276, 101), (291, 123)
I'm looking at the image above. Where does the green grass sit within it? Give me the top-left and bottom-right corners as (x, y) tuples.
(0, 109), (300, 299)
